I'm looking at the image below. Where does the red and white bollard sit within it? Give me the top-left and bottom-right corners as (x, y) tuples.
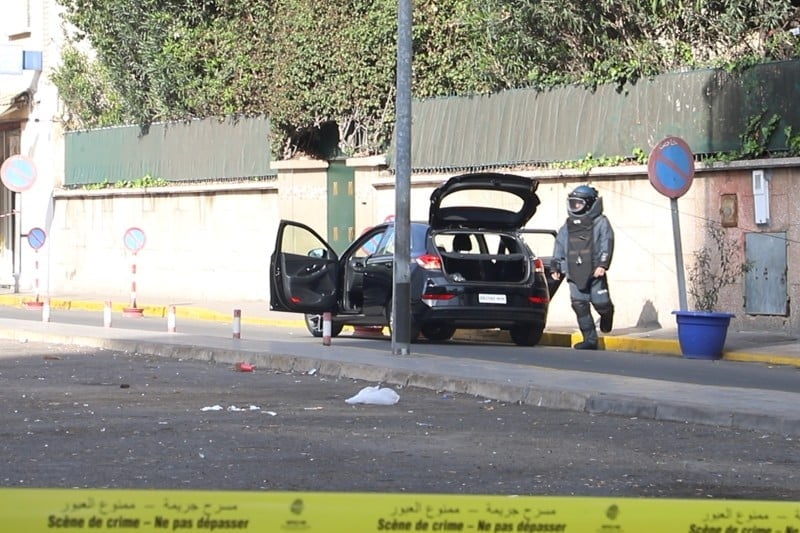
(25, 250), (44, 309)
(103, 300), (112, 328)
(33, 252), (40, 304)
(322, 311), (332, 346)
(167, 305), (176, 332)
(232, 309), (241, 339)
(130, 262), (137, 308)
(122, 259), (143, 317)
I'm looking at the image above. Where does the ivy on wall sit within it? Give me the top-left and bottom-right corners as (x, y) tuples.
(53, 0), (800, 160)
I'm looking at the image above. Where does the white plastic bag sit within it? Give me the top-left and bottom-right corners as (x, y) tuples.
(345, 385), (400, 405)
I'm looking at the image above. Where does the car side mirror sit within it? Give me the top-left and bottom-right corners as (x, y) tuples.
(308, 248), (328, 259)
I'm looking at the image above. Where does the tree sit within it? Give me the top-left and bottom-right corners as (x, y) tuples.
(53, 0), (800, 159)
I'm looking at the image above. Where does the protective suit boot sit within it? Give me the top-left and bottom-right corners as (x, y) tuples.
(600, 305), (614, 333)
(574, 339), (598, 350)
(573, 326), (598, 350)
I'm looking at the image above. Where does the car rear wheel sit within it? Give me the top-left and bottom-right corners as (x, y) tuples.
(420, 322), (456, 342)
(509, 323), (545, 346)
(304, 313), (344, 338)
(385, 299), (420, 341)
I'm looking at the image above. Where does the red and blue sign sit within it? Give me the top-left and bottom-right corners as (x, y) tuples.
(123, 227), (146, 254)
(0, 155), (37, 193)
(647, 136), (695, 199)
(27, 227), (46, 250)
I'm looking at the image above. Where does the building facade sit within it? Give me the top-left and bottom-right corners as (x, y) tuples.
(0, 0), (65, 290)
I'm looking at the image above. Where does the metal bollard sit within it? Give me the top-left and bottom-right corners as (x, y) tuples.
(42, 298), (50, 323)
(167, 305), (176, 332)
(103, 301), (112, 327)
(232, 309), (241, 339)
(322, 311), (332, 346)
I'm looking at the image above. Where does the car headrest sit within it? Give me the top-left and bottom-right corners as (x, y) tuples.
(452, 234), (472, 252)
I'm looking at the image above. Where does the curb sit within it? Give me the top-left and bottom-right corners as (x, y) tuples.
(0, 294), (797, 368)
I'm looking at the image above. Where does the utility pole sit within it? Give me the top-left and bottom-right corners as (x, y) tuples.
(392, 0), (412, 355)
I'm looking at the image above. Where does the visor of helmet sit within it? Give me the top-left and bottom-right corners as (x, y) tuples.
(568, 197), (587, 214)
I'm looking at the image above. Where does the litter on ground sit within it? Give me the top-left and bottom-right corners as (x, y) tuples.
(345, 385), (400, 405)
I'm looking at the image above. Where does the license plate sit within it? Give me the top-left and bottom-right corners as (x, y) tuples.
(479, 293), (506, 304)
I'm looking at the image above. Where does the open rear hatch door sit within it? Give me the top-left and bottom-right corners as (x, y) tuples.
(429, 172), (541, 231)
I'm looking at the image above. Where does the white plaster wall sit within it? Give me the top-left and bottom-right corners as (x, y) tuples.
(37, 160), (800, 335)
(48, 186), (280, 306)
(369, 168), (716, 331)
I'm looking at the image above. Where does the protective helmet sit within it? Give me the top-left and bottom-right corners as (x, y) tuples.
(567, 185), (598, 216)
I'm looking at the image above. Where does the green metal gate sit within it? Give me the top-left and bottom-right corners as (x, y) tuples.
(326, 160), (355, 254)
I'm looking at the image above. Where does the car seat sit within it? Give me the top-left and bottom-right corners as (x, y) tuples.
(452, 234), (472, 253)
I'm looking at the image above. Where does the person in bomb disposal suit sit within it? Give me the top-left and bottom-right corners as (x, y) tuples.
(551, 185), (615, 350)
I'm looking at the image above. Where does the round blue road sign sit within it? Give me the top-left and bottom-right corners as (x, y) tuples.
(647, 136), (695, 199)
(27, 227), (46, 250)
(123, 227), (146, 253)
(0, 155), (37, 193)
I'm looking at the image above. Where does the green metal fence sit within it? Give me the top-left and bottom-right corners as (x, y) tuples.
(65, 60), (800, 182)
(64, 116), (275, 186)
(405, 60), (800, 170)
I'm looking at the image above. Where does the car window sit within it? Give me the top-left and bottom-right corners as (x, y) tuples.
(355, 228), (386, 258)
(282, 224), (328, 257)
(376, 227), (395, 255)
(411, 224), (430, 254)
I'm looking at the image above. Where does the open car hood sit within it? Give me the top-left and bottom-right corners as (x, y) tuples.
(428, 172), (541, 231)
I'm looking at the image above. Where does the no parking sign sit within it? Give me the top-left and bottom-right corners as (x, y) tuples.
(123, 227), (146, 254)
(27, 227), (46, 250)
(0, 155), (37, 192)
(648, 136), (694, 199)
(648, 136), (694, 311)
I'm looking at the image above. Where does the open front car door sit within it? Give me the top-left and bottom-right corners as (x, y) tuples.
(270, 220), (340, 313)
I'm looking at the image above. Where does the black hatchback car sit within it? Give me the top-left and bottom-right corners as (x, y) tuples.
(269, 172), (561, 346)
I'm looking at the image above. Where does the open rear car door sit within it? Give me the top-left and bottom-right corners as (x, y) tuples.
(270, 220), (340, 313)
(519, 229), (562, 298)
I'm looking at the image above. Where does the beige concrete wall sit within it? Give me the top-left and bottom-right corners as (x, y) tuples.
(48, 183), (279, 306)
(42, 157), (800, 335)
(367, 161), (800, 333)
(271, 159), (329, 236)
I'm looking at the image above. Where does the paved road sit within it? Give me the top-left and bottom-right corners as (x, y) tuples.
(1, 338), (798, 500)
(0, 307), (798, 439)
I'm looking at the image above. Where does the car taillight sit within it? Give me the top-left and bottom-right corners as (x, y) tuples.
(529, 258), (549, 303)
(422, 292), (456, 301)
(532, 257), (545, 273)
(416, 254), (442, 270)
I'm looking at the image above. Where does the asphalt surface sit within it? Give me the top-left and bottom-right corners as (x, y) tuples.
(1, 339), (798, 499)
(0, 294), (798, 437)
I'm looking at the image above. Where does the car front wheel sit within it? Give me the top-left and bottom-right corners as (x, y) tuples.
(509, 323), (545, 346)
(304, 313), (344, 338)
(420, 322), (456, 342)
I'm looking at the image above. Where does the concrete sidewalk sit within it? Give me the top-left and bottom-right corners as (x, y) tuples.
(0, 291), (798, 368)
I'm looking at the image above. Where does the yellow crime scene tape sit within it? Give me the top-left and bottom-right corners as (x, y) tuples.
(1, 489), (798, 532)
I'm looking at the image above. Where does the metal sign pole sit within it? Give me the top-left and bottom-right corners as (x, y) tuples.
(671, 198), (688, 311)
(13, 192), (20, 293)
